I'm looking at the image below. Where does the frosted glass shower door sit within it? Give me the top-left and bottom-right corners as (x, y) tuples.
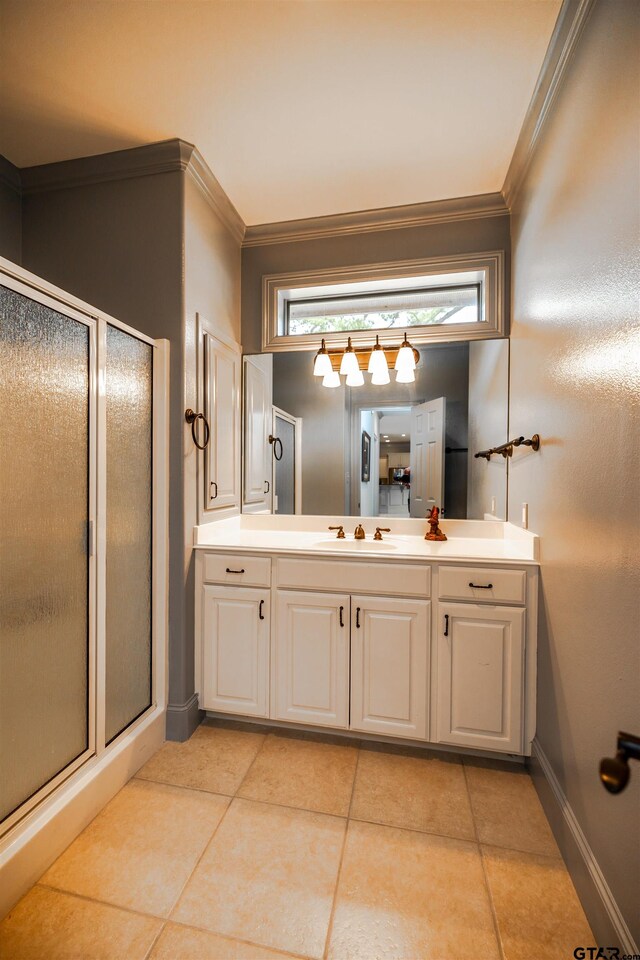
(104, 325), (153, 743)
(0, 285), (93, 825)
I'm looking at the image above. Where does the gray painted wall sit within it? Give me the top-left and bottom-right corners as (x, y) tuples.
(242, 214), (511, 355)
(509, 0), (640, 946)
(0, 155), (21, 263)
(467, 339), (509, 519)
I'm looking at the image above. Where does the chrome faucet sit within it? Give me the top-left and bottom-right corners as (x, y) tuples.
(354, 524), (365, 540)
(328, 525), (345, 539)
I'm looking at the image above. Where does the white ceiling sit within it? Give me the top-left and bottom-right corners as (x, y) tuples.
(0, 0), (560, 225)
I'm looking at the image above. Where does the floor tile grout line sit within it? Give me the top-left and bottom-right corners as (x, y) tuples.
(479, 845), (508, 960)
(166, 793), (235, 924)
(35, 881), (167, 923)
(133, 774), (236, 799)
(142, 919), (167, 960)
(166, 917), (318, 960)
(320, 744), (362, 960)
(462, 762), (505, 960)
(232, 730), (272, 796)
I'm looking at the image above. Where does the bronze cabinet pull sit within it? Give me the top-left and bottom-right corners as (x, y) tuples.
(339, 605), (344, 628)
(356, 607), (361, 629)
(185, 409), (210, 450)
(469, 582), (493, 589)
(264, 480), (270, 493)
(259, 599), (265, 621)
(444, 614), (449, 637)
(210, 481), (218, 500)
(225, 567), (245, 574)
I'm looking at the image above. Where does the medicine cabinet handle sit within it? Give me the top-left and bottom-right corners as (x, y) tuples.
(356, 607), (361, 629)
(469, 582), (493, 589)
(339, 605), (344, 628)
(259, 600), (265, 621)
(210, 481), (218, 500)
(185, 408), (210, 450)
(444, 614), (449, 637)
(226, 567), (245, 574)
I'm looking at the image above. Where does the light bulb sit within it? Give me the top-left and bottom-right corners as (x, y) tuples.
(322, 370), (341, 388)
(395, 334), (416, 374)
(346, 368), (364, 387)
(339, 337), (360, 377)
(395, 367), (415, 383)
(367, 335), (389, 376)
(371, 368), (390, 385)
(313, 338), (333, 377)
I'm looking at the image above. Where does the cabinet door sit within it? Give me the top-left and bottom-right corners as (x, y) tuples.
(204, 333), (240, 513)
(243, 355), (272, 513)
(435, 602), (525, 753)
(202, 586), (269, 717)
(275, 591), (349, 728)
(350, 596), (430, 739)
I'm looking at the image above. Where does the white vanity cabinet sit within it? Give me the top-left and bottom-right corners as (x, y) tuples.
(350, 596), (430, 739)
(194, 540), (538, 758)
(275, 591), (350, 728)
(202, 585), (270, 717)
(434, 602), (525, 753)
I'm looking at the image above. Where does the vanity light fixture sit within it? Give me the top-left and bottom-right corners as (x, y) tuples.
(371, 367), (391, 385)
(395, 333), (417, 374)
(339, 337), (360, 377)
(367, 335), (389, 377)
(322, 370), (341, 388)
(313, 338), (333, 377)
(395, 365), (416, 384)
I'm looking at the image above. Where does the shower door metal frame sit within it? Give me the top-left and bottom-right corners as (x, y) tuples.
(0, 257), (168, 841)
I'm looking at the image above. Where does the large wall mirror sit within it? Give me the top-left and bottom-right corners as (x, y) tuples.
(243, 338), (509, 521)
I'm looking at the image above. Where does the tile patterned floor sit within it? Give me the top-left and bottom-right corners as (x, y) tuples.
(0, 721), (593, 960)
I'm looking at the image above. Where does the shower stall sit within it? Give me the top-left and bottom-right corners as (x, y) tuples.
(0, 259), (168, 904)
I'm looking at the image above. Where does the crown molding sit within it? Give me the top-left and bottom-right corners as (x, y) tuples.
(242, 192), (508, 248)
(183, 145), (245, 245)
(0, 154), (21, 195)
(19, 138), (193, 196)
(18, 138), (245, 244)
(502, 0), (597, 209)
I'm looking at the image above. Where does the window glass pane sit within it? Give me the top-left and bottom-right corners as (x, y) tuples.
(105, 325), (152, 744)
(0, 286), (89, 823)
(287, 284), (479, 335)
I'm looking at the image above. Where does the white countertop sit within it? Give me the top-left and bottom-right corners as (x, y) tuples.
(193, 515), (539, 564)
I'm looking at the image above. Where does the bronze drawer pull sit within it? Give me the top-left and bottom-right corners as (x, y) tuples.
(226, 567), (245, 574)
(356, 607), (361, 629)
(469, 582), (493, 589)
(444, 614), (449, 636)
(259, 599), (265, 620)
(339, 605), (344, 627)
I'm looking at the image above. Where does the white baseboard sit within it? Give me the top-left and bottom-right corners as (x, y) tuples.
(532, 738), (637, 955)
(0, 708), (165, 920)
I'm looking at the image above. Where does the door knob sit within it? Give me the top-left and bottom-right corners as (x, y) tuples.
(600, 732), (640, 794)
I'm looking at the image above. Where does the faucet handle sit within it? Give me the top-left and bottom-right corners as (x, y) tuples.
(374, 527), (391, 541)
(328, 525), (345, 539)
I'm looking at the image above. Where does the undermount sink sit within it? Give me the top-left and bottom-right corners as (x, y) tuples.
(313, 538), (398, 551)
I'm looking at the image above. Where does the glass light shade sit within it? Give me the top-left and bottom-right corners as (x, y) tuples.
(367, 336), (389, 376)
(345, 368), (364, 387)
(395, 344), (416, 373)
(314, 352), (332, 377)
(370, 368), (390, 385)
(395, 366), (415, 384)
(339, 337), (360, 377)
(322, 370), (341, 388)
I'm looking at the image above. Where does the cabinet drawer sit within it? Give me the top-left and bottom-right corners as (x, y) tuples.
(276, 558), (430, 598)
(438, 566), (526, 605)
(203, 553), (271, 588)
